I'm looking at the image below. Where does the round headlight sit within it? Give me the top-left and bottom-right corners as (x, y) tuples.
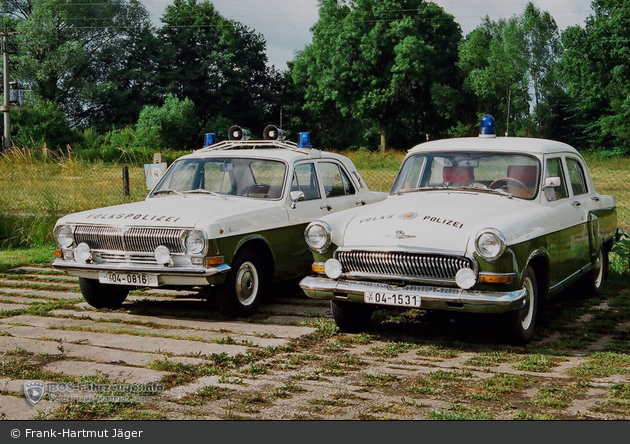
(455, 268), (476, 289)
(324, 258), (343, 279)
(304, 221), (332, 252)
(475, 228), (507, 260)
(184, 230), (206, 254)
(55, 225), (73, 248)
(75, 242), (91, 262)
(154, 245), (171, 264)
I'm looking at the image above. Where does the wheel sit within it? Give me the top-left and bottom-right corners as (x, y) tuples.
(331, 300), (374, 333)
(217, 249), (267, 317)
(505, 265), (538, 345)
(79, 277), (129, 309)
(582, 247), (608, 297)
(489, 177), (528, 191)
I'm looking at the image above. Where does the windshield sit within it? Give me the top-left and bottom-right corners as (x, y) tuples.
(151, 157), (287, 199)
(391, 152), (540, 199)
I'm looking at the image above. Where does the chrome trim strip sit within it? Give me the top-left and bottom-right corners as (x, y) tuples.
(299, 276), (526, 313)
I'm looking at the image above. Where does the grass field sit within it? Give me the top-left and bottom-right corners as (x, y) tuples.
(0, 146), (629, 247)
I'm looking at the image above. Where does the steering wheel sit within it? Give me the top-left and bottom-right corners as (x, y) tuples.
(488, 177), (528, 191)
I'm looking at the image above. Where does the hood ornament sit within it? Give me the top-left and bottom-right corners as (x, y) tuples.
(387, 230), (416, 239)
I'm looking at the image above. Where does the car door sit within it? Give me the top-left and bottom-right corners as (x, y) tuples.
(565, 155), (601, 262)
(287, 161), (332, 224)
(542, 156), (590, 289)
(315, 160), (365, 212)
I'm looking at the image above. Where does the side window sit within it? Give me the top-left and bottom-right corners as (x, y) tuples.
(291, 163), (321, 200)
(544, 157), (569, 201)
(566, 158), (588, 196)
(319, 162), (356, 198)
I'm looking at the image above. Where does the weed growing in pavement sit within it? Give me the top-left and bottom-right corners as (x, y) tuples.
(271, 381), (305, 399)
(527, 385), (576, 409)
(512, 354), (566, 373)
(463, 350), (519, 367)
(429, 403), (494, 420)
(362, 372), (399, 387)
(367, 341), (415, 358)
(148, 359), (229, 387)
(567, 352), (630, 379)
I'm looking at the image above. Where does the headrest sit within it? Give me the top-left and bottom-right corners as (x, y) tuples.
(507, 165), (537, 183)
(443, 166), (474, 183)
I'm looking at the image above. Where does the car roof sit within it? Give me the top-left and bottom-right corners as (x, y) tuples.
(407, 136), (580, 157)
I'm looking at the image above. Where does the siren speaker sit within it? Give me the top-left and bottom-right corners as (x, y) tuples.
(263, 125), (286, 141)
(228, 125), (251, 141)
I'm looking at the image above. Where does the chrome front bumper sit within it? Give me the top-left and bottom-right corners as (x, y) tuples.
(51, 259), (231, 286)
(299, 276), (527, 314)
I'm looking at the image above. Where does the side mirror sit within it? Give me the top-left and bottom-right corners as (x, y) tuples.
(289, 191), (305, 209)
(543, 176), (561, 189)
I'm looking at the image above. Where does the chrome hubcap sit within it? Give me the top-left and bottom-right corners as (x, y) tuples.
(235, 261), (258, 306)
(520, 277), (535, 330)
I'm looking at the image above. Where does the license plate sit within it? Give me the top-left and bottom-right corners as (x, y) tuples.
(99, 272), (158, 287)
(364, 291), (421, 307)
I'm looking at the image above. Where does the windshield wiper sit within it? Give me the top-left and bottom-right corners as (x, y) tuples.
(397, 186), (447, 195)
(151, 188), (185, 197)
(183, 189), (227, 199)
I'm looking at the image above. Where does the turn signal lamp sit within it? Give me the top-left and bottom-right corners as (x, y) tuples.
(311, 262), (326, 274)
(479, 114), (496, 138)
(479, 273), (513, 284)
(205, 255), (224, 267)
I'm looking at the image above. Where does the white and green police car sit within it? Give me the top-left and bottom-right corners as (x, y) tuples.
(52, 126), (386, 317)
(300, 116), (621, 344)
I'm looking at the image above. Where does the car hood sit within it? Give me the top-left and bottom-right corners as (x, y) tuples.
(333, 191), (549, 253)
(56, 195), (282, 229)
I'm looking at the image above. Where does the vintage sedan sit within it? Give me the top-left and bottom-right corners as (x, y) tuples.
(300, 115), (620, 344)
(51, 126), (386, 317)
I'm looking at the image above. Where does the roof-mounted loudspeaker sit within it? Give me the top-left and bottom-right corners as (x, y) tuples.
(263, 125), (286, 141)
(228, 125), (251, 141)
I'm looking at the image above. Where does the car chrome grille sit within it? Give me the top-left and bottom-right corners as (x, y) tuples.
(73, 225), (186, 256)
(335, 250), (472, 283)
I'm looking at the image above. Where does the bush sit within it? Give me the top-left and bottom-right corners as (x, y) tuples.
(136, 95), (199, 150)
(11, 101), (79, 151)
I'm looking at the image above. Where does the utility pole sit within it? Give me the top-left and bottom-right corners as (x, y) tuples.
(1, 30), (29, 150)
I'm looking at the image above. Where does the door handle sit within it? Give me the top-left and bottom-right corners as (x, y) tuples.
(355, 200), (366, 206)
(591, 196), (600, 202)
(320, 204), (332, 211)
(572, 200), (581, 206)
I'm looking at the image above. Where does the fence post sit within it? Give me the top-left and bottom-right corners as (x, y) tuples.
(122, 165), (130, 197)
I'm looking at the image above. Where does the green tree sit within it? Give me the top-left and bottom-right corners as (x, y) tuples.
(155, 0), (283, 141)
(11, 0), (153, 130)
(291, 0), (463, 152)
(458, 16), (530, 136)
(522, 2), (563, 138)
(560, 0), (630, 153)
(458, 3), (563, 138)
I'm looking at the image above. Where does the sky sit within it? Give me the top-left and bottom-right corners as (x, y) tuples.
(138, 0), (595, 70)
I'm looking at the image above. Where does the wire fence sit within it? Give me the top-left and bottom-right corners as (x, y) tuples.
(0, 151), (629, 247)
